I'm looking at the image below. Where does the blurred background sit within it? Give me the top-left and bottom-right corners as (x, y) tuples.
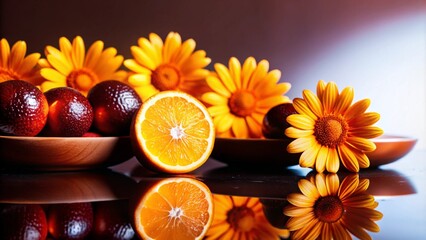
(1, 0), (425, 149)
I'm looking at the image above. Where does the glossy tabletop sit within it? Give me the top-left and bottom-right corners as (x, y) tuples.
(1, 149), (425, 239)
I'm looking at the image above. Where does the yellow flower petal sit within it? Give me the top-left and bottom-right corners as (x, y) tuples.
(123, 59), (152, 74)
(345, 99), (371, 120)
(315, 146), (329, 173)
(206, 76), (231, 98)
(17, 53), (40, 74)
(247, 59), (268, 90)
(229, 57), (241, 89)
(347, 137), (376, 152)
(163, 32), (181, 63)
(84, 40), (103, 69)
(338, 174), (359, 200)
(334, 86), (354, 114)
(71, 36), (85, 68)
(217, 113), (235, 133)
(231, 117), (249, 138)
(207, 105), (229, 117)
(174, 39), (196, 67)
(202, 92), (228, 105)
(46, 54), (72, 75)
(287, 193), (316, 208)
(284, 205), (314, 217)
(316, 80), (327, 100)
(303, 89), (323, 117)
(292, 98), (318, 120)
(349, 112), (380, 128)
(241, 57), (256, 89)
(299, 144), (320, 168)
(323, 81), (339, 114)
(287, 135), (317, 153)
(285, 127), (314, 139)
(130, 45), (156, 70)
(287, 114), (315, 130)
(326, 148), (340, 173)
(338, 144), (360, 172)
(215, 63), (236, 92)
(349, 126), (383, 139)
(325, 173), (340, 195)
(0, 39), (11, 67)
(40, 68), (66, 83)
(298, 179), (320, 200)
(128, 73), (151, 87)
(246, 116), (262, 137)
(9, 41), (26, 69)
(138, 37), (161, 66)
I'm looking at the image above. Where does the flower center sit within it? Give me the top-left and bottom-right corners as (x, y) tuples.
(228, 90), (256, 117)
(314, 196), (344, 223)
(314, 115), (348, 147)
(227, 206), (256, 232)
(0, 68), (21, 83)
(66, 69), (98, 94)
(151, 64), (181, 91)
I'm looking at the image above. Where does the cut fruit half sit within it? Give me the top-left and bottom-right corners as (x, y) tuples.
(131, 91), (215, 173)
(132, 177), (214, 240)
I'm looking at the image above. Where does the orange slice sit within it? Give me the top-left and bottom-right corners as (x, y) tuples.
(133, 177), (214, 240)
(131, 91), (215, 173)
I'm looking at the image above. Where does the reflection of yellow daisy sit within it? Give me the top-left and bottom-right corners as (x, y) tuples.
(124, 32), (211, 101)
(284, 174), (383, 240)
(286, 80), (383, 173)
(206, 195), (289, 240)
(39, 36), (127, 96)
(201, 57), (291, 138)
(0, 38), (43, 85)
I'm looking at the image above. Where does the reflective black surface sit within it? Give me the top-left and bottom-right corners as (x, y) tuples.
(1, 149), (425, 239)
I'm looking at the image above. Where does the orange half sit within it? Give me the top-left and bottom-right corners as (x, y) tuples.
(131, 91), (215, 173)
(133, 177), (214, 240)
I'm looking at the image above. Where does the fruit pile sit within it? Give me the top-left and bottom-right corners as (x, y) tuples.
(0, 79), (142, 137)
(0, 201), (135, 240)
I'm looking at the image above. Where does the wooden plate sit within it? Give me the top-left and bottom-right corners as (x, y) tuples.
(0, 135), (134, 171)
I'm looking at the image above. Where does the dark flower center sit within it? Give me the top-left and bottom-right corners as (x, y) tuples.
(151, 64), (181, 91)
(227, 206), (256, 232)
(314, 115), (348, 147)
(229, 90), (256, 117)
(314, 196), (344, 223)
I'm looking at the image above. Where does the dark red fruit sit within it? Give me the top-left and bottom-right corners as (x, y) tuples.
(47, 202), (93, 240)
(42, 87), (93, 137)
(0, 80), (48, 136)
(0, 204), (48, 240)
(87, 80), (142, 136)
(262, 103), (298, 139)
(92, 200), (135, 240)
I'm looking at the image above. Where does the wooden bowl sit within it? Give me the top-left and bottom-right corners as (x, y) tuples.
(0, 135), (134, 171)
(367, 135), (417, 167)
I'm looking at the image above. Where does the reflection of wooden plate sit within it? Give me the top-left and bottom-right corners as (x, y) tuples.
(211, 138), (299, 167)
(0, 136), (134, 170)
(0, 170), (136, 204)
(367, 135), (417, 167)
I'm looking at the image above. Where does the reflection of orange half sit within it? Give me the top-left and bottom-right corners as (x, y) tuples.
(0, 170), (136, 204)
(367, 135), (417, 167)
(132, 177), (213, 240)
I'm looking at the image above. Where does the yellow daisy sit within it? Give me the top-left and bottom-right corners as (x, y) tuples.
(124, 32), (211, 101)
(39, 36), (127, 96)
(205, 195), (289, 240)
(285, 80), (383, 173)
(284, 173), (383, 240)
(201, 57), (291, 138)
(0, 38), (43, 85)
